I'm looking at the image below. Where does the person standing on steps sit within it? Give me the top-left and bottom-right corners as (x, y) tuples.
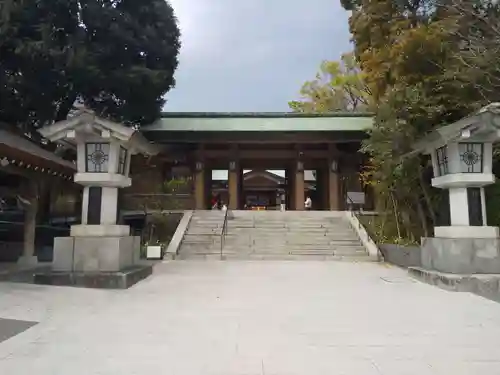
(280, 192), (286, 212)
(304, 196), (312, 211)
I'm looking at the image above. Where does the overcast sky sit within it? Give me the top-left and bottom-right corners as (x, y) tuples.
(164, 0), (352, 112)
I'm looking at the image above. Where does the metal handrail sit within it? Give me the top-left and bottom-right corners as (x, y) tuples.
(345, 193), (356, 212)
(219, 194), (233, 260)
(220, 207), (230, 260)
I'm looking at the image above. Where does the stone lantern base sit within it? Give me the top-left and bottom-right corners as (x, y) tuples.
(420, 236), (500, 274)
(52, 235), (140, 273)
(33, 228), (153, 289)
(410, 233), (500, 302)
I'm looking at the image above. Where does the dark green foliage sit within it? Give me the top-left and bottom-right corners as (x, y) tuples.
(0, 0), (180, 134)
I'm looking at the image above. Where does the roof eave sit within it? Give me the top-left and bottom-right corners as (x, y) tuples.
(159, 112), (375, 119)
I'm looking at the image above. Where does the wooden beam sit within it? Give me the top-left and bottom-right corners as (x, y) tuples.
(153, 137), (366, 144)
(203, 149), (329, 159)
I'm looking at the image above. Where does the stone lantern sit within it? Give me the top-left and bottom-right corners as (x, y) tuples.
(37, 107), (158, 287)
(411, 103), (500, 275)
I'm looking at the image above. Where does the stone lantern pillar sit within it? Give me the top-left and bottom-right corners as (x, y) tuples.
(429, 139), (495, 237)
(37, 108), (158, 287)
(410, 103), (500, 275)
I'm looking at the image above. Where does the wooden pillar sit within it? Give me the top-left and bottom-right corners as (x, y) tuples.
(328, 159), (340, 211)
(316, 168), (329, 210)
(239, 168), (244, 209)
(228, 160), (240, 210)
(294, 160), (305, 211)
(287, 167), (295, 210)
(327, 144), (340, 211)
(19, 179), (39, 264)
(204, 167), (212, 209)
(194, 161), (205, 209)
(328, 169), (340, 210)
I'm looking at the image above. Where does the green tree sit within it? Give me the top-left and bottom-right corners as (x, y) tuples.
(0, 0), (180, 262)
(337, 0), (492, 241)
(0, 0), (181, 136)
(289, 52), (371, 112)
(445, 0), (500, 105)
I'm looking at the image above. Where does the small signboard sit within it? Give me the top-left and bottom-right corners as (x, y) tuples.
(146, 245), (163, 260)
(346, 191), (365, 205)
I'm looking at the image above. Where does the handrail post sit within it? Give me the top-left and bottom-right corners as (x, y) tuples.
(220, 208), (229, 260)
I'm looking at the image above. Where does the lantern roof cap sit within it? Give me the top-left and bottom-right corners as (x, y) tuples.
(411, 103), (500, 156)
(38, 107), (159, 155)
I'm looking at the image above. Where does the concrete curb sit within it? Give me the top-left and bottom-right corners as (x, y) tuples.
(345, 211), (381, 259)
(165, 210), (194, 258)
(409, 267), (500, 303)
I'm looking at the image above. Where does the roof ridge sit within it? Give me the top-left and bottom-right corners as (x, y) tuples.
(159, 112), (374, 119)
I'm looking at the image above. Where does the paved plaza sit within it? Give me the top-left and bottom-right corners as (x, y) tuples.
(0, 261), (500, 374)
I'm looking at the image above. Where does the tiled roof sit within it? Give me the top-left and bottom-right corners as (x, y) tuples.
(143, 112), (373, 132)
(0, 129), (75, 169)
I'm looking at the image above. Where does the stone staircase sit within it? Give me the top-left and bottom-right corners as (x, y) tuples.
(177, 210), (377, 261)
(177, 210), (226, 257)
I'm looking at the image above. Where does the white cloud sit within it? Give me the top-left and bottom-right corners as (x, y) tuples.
(165, 0), (352, 111)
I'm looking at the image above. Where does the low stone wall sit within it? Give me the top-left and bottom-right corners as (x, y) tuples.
(379, 244), (421, 268)
(409, 267), (500, 303)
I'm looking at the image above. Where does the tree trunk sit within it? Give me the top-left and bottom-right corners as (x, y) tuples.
(390, 190), (402, 240)
(401, 202), (414, 242)
(415, 195), (429, 238)
(418, 166), (436, 226)
(23, 198), (38, 259)
(20, 180), (39, 263)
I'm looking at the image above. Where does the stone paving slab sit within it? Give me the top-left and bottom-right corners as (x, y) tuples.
(1, 261), (500, 374)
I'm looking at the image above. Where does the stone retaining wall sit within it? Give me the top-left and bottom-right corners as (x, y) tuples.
(409, 267), (500, 303)
(379, 244), (421, 268)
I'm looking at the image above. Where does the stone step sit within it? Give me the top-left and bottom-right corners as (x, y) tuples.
(189, 222), (224, 227)
(179, 250), (369, 259)
(217, 236), (361, 243)
(217, 243), (366, 253)
(178, 253), (376, 261)
(186, 229), (221, 235)
(218, 247), (367, 254)
(228, 240), (363, 247)
(219, 248), (367, 254)
(181, 241), (366, 249)
(188, 224), (222, 228)
(227, 228), (355, 233)
(229, 222), (352, 227)
(227, 229), (357, 235)
(179, 210), (373, 263)
(250, 236), (361, 241)
(182, 239), (220, 245)
(226, 230), (358, 236)
(234, 220), (348, 225)
(184, 233), (220, 238)
(222, 243), (363, 248)
(225, 228), (356, 233)
(181, 237), (362, 246)
(231, 212), (346, 217)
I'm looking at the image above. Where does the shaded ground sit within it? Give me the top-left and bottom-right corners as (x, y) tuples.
(1, 261), (500, 374)
(0, 319), (37, 344)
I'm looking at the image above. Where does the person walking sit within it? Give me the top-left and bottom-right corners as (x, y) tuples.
(304, 196), (312, 211)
